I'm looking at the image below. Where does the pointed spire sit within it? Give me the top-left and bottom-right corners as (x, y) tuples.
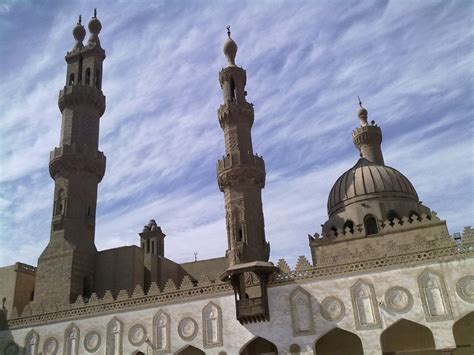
(223, 25), (237, 67)
(357, 96), (368, 126)
(72, 14), (86, 51)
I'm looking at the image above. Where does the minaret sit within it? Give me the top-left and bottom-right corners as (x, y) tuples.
(218, 28), (277, 324)
(139, 219), (166, 291)
(352, 98), (385, 165)
(34, 11), (106, 306)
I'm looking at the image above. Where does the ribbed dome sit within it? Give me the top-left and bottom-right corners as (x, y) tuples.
(328, 158), (419, 216)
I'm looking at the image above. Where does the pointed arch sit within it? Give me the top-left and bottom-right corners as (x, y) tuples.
(202, 301), (223, 348)
(364, 214), (379, 235)
(381, 318), (436, 354)
(289, 286), (314, 336)
(240, 336), (278, 355)
(106, 317), (123, 355)
(453, 311), (474, 353)
(314, 328), (363, 355)
(350, 279), (381, 330)
(24, 329), (39, 355)
(418, 268), (452, 321)
(153, 310), (170, 352)
(64, 323), (80, 355)
(175, 345), (205, 355)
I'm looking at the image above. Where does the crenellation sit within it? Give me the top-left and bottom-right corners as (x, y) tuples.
(116, 289), (129, 301)
(163, 279), (177, 293)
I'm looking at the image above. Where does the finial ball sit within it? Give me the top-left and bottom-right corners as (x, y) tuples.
(88, 10), (102, 35)
(223, 27), (237, 67)
(73, 20), (86, 42)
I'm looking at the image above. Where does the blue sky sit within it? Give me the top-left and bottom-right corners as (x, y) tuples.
(0, 0), (473, 268)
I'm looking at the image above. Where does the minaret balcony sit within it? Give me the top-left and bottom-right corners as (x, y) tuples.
(58, 84), (106, 115)
(352, 125), (382, 148)
(49, 144), (106, 181)
(218, 101), (254, 128)
(217, 153), (265, 190)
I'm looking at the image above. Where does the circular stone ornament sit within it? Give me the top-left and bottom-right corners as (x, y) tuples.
(178, 317), (198, 341)
(43, 337), (58, 355)
(456, 275), (474, 303)
(128, 324), (147, 346)
(320, 296), (345, 322)
(385, 286), (413, 314)
(84, 331), (101, 353)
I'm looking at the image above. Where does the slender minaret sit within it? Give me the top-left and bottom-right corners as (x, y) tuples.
(34, 11), (106, 306)
(218, 28), (277, 324)
(352, 98), (385, 165)
(216, 27), (269, 266)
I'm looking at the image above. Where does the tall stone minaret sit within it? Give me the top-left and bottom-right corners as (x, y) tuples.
(34, 11), (106, 306)
(217, 28), (277, 324)
(352, 98), (385, 165)
(217, 27), (269, 266)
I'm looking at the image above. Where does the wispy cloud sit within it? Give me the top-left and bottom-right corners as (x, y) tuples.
(0, 0), (472, 267)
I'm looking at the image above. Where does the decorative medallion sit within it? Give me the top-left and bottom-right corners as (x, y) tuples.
(4, 342), (19, 355)
(320, 296), (345, 322)
(43, 337), (58, 355)
(456, 275), (474, 303)
(128, 324), (147, 346)
(385, 286), (413, 314)
(84, 331), (101, 353)
(178, 317), (198, 341)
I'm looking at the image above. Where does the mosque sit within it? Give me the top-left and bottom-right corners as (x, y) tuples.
(0, 11), (473, 355)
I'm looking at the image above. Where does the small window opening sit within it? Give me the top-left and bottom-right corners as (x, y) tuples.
(330, 226), (338, 237)
(95, 69), (101, 89)
(30, 291), (34, 301)
(146, 239), (150, 253)
(87, 206), (92, 217)
(82, 276), (92, 300)
(141, 242), (145, 249)
(68, 73), (75, 85)
(387, 210), (400, 226)
(237, 228), (243, 242)
(343, 220), (354, 234)
(55, 190), (64, 215)
(85, 68), (91, 85)
(365, 215), (379, 235)
(151, 240), (155, 254)
(230, 78), (236, 101)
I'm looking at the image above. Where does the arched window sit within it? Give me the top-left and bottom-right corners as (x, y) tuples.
(85, 68), (91, 85)
(68, 73), (75, 85)
(230, 78), (236, 101)
(386, 210), (400, 226)
(95, 69), (101, 89)
(330, 226), (338, 237)
(55, 190), (64, 215)
(343, 220), (354, 234)
(237, 228), (243, 242)
(381, 319), (436, 354)
(364, 215), (378, 235)
(315, 328), (363, 355)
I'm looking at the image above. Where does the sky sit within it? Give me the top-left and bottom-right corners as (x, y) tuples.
(0, 0), (473, 268)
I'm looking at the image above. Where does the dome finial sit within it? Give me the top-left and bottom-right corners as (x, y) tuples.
(72, 15), (86, 50)
(223, 25), (237, 67)
(88, 8), (102, 46)
(357, 96), (368, 126)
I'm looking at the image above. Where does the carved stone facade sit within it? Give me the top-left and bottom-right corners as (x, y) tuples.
(1, 12), (474, 355)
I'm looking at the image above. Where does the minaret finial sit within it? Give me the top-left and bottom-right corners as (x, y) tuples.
(93, 8), (97, 18)
(358, 96), (362, 107)
(226, 25), (231, 37)
(78, 15), (82, 25)
(357, 96), (368, 126)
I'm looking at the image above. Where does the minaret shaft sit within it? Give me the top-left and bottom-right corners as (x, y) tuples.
(34, 14), (106, 306)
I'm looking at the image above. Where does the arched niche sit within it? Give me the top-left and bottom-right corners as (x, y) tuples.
(453, 312), (474, 354)
(289, 286), (314, 336)
(24, 329), (39, 355)
(202, 301), (223, 348)
(240, 337), (278, 355)
(381, 319), (436, 354)
(153, 310), (171, 352)
(106, 317), (123, 355)
(175, 345), (205, 355)
(64, 323), (80, 355)
(315, 328), (363, 355)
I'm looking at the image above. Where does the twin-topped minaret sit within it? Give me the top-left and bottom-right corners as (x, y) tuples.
(34, 11), (106, 306)
(217, 28), (278, 324)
